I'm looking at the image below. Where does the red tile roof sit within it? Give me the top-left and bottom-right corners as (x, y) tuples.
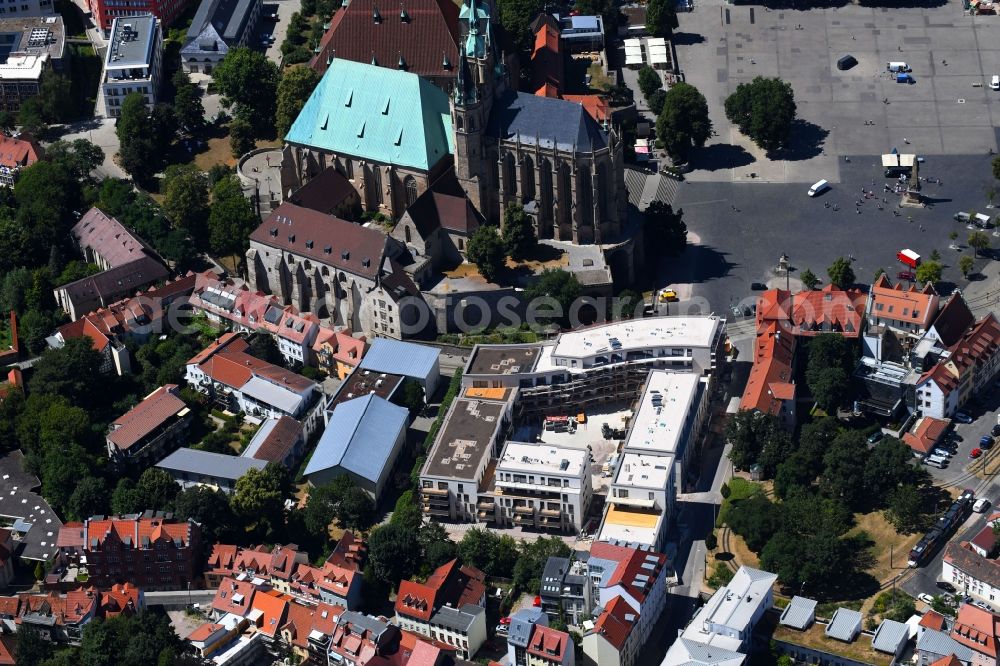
(311, 602), (345, 635)
(869, 274), (939, 330)
(757, 286), (866, 338)
(207, 543), (239, 571)
(929, 657), (962, 666)
(251, 589), (289, 637)
(250, 203), (389, 280)
(326, 531), (367, 571)
(951, 603), (1000, 658)
(190, 335), (316, 393)
(920, 610), (947, 631)
(99, 583), (141, 617)
(310, 0), (459, 81)
(395, 559), (485, 621)
(527, 624), (570, 662)
(739, 321), (796, 416)
(972, 526), (997, 554)
(78, 515), (194, 551)
(592, 596), (636, 651)
(107, 384), (187, 451)
(562, 94), (609, 125)
(531, 22), (563, 96)
(212, 578), (257, 616)
(0, 635), (13, 666)
(248, 416), (303, 463)
(902, 416), (950, 454)
(931, 292), (976, 347)
(0, 134), (41, 170)
(187, 622), (223, 642)
(280, 600), (316, 648)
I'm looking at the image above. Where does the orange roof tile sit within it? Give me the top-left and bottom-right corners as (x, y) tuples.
(739, 321), (796, 416)
(187, 622), (223, 642)
(107, 385), (187, 451)
(870, 276), (939, 329)
(593, 596), (636, 651)
(950, 603), (999, 658)
(251, 590), (289, 637)
(902, 416), (950, 454)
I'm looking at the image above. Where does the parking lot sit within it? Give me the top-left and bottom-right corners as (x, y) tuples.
(655, 0), (1000, 313)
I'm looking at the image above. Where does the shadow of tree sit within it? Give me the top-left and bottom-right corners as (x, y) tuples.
(671, 31), (706, 46)
(773, 119), (830, 161)
(689, 143), (755, 172)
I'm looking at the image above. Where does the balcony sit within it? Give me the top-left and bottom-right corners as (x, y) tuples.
(539, 508), (562, 517)
(513, 505), (535, 514)
(422, 505), (450, 517)
(421, 487), (449, 496)
(476, 500), (495, 510)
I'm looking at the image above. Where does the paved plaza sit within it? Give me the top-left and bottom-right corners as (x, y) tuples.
(657, 0), (1000, 314)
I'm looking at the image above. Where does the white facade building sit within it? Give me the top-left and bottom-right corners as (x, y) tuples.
(494, 442), (593, 532)
(102, 15), (162, 118)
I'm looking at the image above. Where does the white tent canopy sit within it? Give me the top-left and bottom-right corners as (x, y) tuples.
(624, 38), (644, 66)
(648, 37), (669, 66)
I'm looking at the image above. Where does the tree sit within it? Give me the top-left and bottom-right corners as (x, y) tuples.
(44, 139), (105, 180)
(162, 164), (209, 236)
(656, 83), (712, 164)
(17, 97), (46, 135)
(809, 367), (848, 412)
(512, 536), (571, 593)
(29, 337), (103, 407)
(174, 486), (235, 543)
(397, 379), (425, 417)
(116, 93), (159, 183)
(336, 486), (375, 531)
(367, 522), (420, 587)
(390, 490), (423, 532)
(704, 531), (718, 550)
(208, 175), (258, 262)
(524, 269), (581, 328)
(820, 431), (870, 511)
(637, 66), (663, 100)
(79, 611), (184, 666)
(915, 260), (943, 285)
(805, 335), (856, 413)
(645, 0), (678, 36)
(826, 257), (855, 289)
(466, 225), (506, 282)
(969, 230), (990, 257)
(212, 48), (280, 131)
(173, 73), (205, 130)
(643, 201), (687, 255)
(502, 202), (536, 261)
(960, 254), (975, 278)
(648, 89), (667, 116)
(231, 464), (288, 537)
(724, 76), (797, 152)
(248, 333), (282, 364)
(16, 624), (53, 666)
(150, 103), (178, 150)
(864, 437), (923, 504)
(725, 410), (790, 475)
(884, 485), (923, 534)
(68, 476), (108, 522)
(872, 589), (916, 623)
(134, 468), (180, 511)
(800, 268), (819, 290)
(993, 154), (1000, 182)
(110, 478), (142, 515)
(229, 117), (256, 158)
(276, 66), (320, 137)
(727, 495), (781, 551)
(495, 0), (544, 53)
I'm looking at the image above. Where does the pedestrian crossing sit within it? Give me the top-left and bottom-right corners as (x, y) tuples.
(624, 168), (647, 206)
(655, 174), (680, 205)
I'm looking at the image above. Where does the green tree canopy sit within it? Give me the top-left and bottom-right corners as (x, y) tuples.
(496, 0), (544, 53)
(637, 66), (663, 99)
(915, 260), (943, 285)
(799, 268), (819, 290)
(826, 257), (856, 289)
(656, 83), (712, 164)
(724, 76), (797, 152)
(725, 410), (790, 474)
(162, 164), (209, 237)
(959, 254), (975, 278)
(208, 175), (258, 261)
(502, 202), (537, 261)
(969, 230), (990, 257)
(276, 66), (321, 137)
(116, 93), (159, 183)
(524, 269), (581, 328)
(367, 522), (421, 587)
(173, 71), (206, 130)
(884, 485), (923, 534)
(212, 47), (280, 131)
(174, 485), (236, 543)
(645, 0), (678, 36)
(466, 225), (506, 282)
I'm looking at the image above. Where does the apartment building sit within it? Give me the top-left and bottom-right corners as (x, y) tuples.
(89, 0), (187, 34)
(508, 608), (576, 666)
(0, 17), (64, 114)
(55, 512), (201, 590)
(106, 384), (191, 466)
(867, 275), (940, 336)
(185, 332), (323, 435)
(395, 559), (487, 659)
(915, 313), (1000, 419)
(540, 557), (590, 625)
(488, 442), (592, 532)
(102, 15), (162, 118)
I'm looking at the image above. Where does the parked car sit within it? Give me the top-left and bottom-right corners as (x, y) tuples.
(970, 448), (983, 459)
(495, 624), (508, 635)
(266, 11), (279, 20)
(897, 271), (916, 281)
(981, 435), (994, 449)
(973, 599), (994, 611)
(974, 498), (991, 513)
(932, 448), (953, 458)
(867, 431), (884, 444)
(918, 593), (935, 605)
(991, 424), (1000, 437)
(750, 282), (768, 291)
(658, 288), (678, 302)
(946, 432), (964, 442)
(500, 617), (511, 626)
(954, 411), (974, 424)
(937, 581), (957, 593)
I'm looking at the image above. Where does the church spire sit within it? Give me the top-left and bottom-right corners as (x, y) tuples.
(454, 50), (477, 106)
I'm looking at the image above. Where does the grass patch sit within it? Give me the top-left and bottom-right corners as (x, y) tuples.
(847, 511), (920, 600)
(706, 562), (734, 589)
(68, 44), (101, 119)
(437, 326), (540, 347)
(717, 478), (762, 527)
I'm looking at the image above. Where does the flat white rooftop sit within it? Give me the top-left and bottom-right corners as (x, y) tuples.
(550, 316), (722, 361)
(613, 452), (674, 490)
(625, 371), (700, 456)
(497, 441), (588, 477)
(0, 53), (45, 80)
(597, 502), (663, 548)
(693, 566), (777, 635)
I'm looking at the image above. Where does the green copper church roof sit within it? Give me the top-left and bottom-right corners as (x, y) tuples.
(284, 59), (454, 171)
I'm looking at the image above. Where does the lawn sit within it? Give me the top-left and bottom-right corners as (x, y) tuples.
(717, 477), (763, 527)
(848, 511), (921, 612)
(193, 136), (281, 171)
(765, 614), (892, 666)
